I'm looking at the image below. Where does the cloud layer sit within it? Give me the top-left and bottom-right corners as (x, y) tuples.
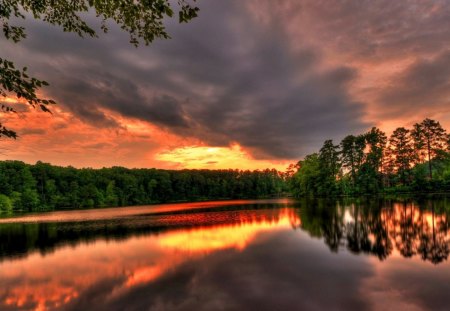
(1, 0), (450, 167)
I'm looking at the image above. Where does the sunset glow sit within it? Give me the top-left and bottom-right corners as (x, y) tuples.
(158, 209), (300, 252)
(156, 145), (290, 170)
(0, 106), (288, 170)
(2, 2), (450, 310)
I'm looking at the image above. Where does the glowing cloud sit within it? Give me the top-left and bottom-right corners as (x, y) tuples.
(156, 144), (289, 170)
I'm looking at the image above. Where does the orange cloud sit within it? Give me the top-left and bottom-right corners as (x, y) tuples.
(0, 104), (290, 169)
(156, 144), (290, 170)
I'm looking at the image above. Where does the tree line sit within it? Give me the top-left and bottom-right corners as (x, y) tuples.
(289, 118), (450, 196)
(0, 161), (286, 212)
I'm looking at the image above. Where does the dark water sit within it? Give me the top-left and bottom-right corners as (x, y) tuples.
(1, 198), (450, 311)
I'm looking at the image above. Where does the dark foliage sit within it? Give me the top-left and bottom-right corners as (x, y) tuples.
(0, 160), (286, 212)
(289, 118), (450, 197)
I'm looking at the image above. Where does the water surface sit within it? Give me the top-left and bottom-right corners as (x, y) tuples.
(1, 198), (450, 310)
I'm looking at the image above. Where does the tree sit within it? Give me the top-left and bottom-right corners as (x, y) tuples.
(291, 153), (321, 197)
(0, 194), (13, 212)
(364, 127), (387, 173)
(0, 0), (199, 137)
(446, 133), (450, 152)
(388, 127), (415, 185)
(359, 127), (387, 193)
(45, 179), (60, 208)
(21, 188), (40, 210)
(411, 118), (447, 180)
(319, 140), (340, 178)
(340, 134), (365, 187)
(105, 181), (118, 207)
(318, 140), (340, 195)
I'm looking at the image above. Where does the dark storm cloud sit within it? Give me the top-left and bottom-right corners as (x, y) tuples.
(49, 70), (189, 129)
(0, 0), (369, 159)
(4, 0), (449, 159)
(211, 67), (364, 158)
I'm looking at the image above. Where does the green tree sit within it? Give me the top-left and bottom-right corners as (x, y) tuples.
(291, 153), (321, 197)
(388, 127), (415, 185)
(340, 134), (366, 189)
(147, 179), (158, 202)
(318, 140), (340, 195)
(68, 181), (81, 208)
(446, 133), (450, 152)
(9, 191), (22, 210)
(364, 127), (387, 173)
(0, 194), (13, 211)
(411, 118), (447, 180)
(79, 184), (103, 207)
(357, 127), (387, 193)
(105, 181), (118, 207)
(1, 0), (199, 137)
(45, 179), (59, 208)
(21, 188), (40, 210)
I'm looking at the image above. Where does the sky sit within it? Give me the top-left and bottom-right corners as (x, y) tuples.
(1, 0), (450, 170)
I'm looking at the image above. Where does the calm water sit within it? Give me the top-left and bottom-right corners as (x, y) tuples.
(1, 197), (450, 311)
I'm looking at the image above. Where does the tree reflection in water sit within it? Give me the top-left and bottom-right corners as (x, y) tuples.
(1, 197), (450, 266)
(298, 197), (450, 264)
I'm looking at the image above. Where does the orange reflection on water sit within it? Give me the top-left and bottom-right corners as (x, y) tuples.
(0, 207), (299, 311)
(0, 199), (291, 224)
(159, 209), (301, 252)
(125, 266), (164, 288)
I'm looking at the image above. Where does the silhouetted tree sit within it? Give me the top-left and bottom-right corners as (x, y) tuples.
(318, 140), (340, 195)
(341, 134), (366, 187)
(388, 127), (415, 185)
(358, 127), (387, 193)
(411, 118), (447, 179)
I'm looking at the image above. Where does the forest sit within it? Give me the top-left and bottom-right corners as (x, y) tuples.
(0, 162), (286, 212)
(289, 118), (450, 197)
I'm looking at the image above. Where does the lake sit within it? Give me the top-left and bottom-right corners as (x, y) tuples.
(1, 197), (450, 310)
